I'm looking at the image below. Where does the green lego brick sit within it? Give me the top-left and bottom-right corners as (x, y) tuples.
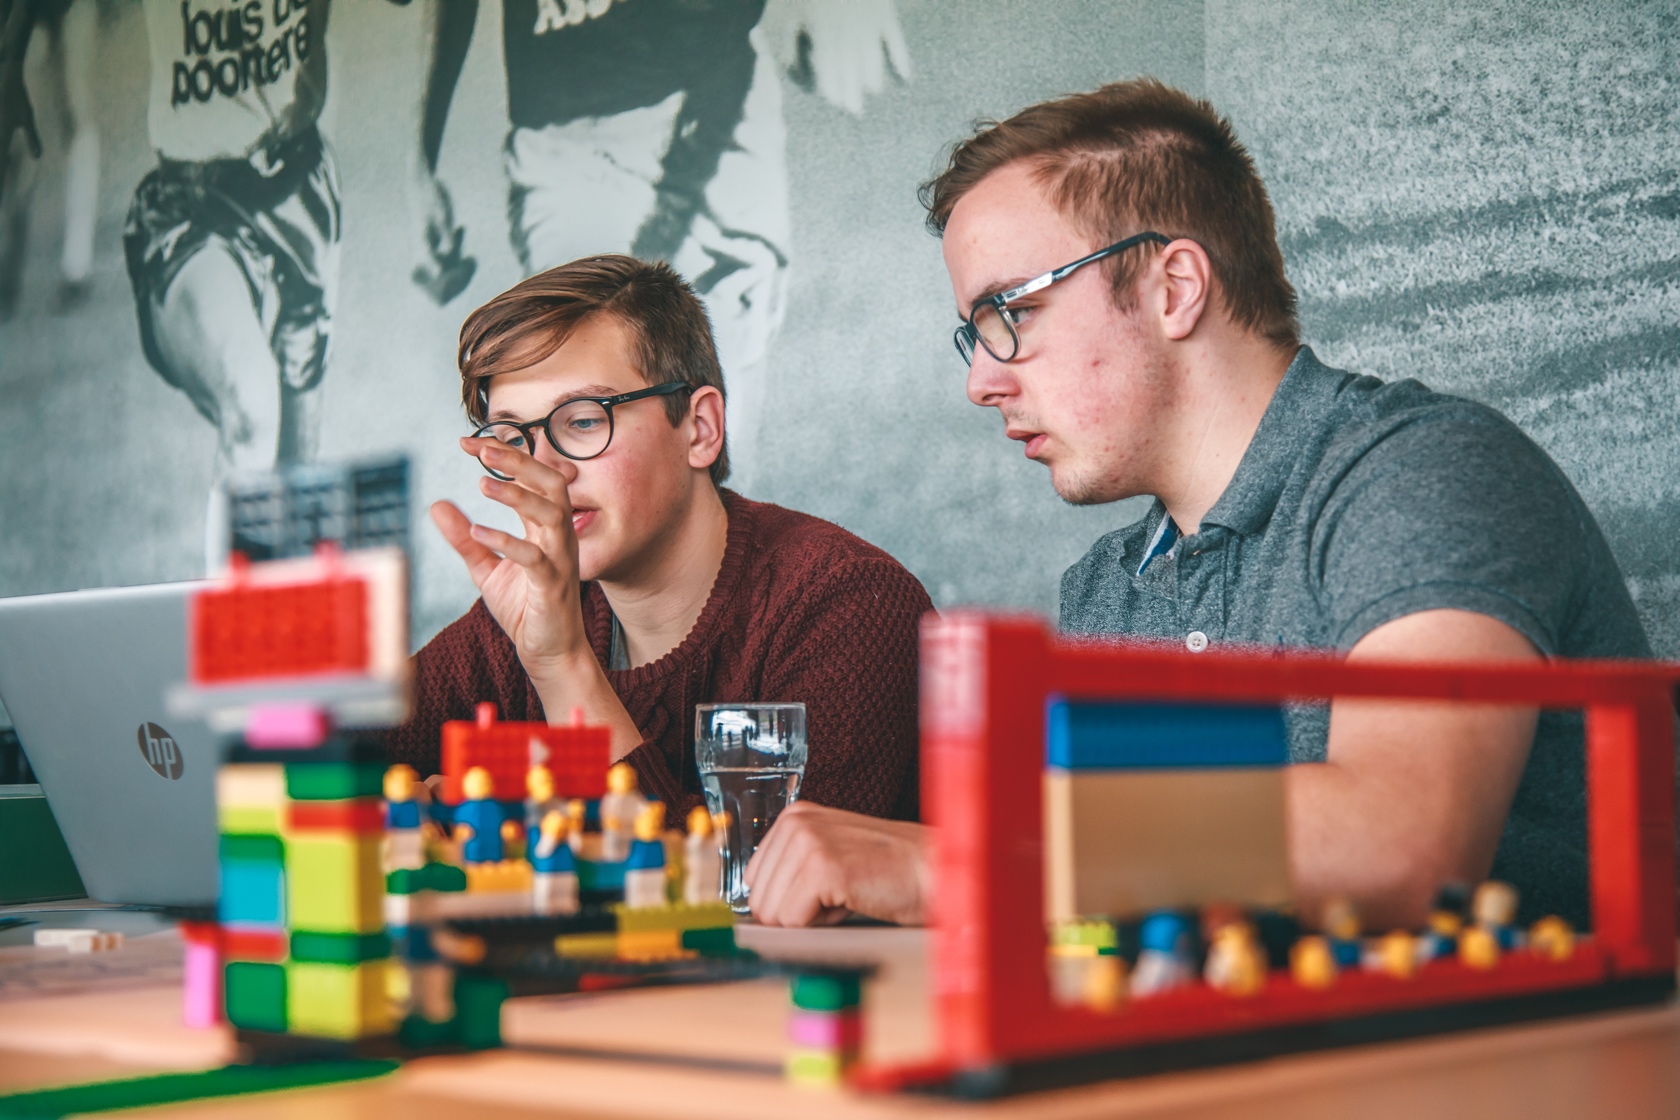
(1052, 919), (1119, 951)
(218, 833), (283, 863)
(217, 804), (281, 836)
(286, 960), (396, 1040)
(385, 861), (467, 896)
(790, 972), (863, 1012)
(679, 926), (739, 955)
(0, 1061), (398, 1118)
(612, 901), (735, 934)
(290, 930), (392, 965)
(224, 961), (287, 1033)
(399, 1014), (458, 1048)
(453, 973), (508, 1050)
(286, 834), (384, 934)
(284, 761), (385, 801)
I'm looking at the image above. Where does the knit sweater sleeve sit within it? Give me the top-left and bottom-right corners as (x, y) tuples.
(379, 600), (529, 777)
(759, 554), (933, 821)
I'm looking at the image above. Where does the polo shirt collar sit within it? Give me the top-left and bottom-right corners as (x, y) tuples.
(1199, 346), (1337, 538)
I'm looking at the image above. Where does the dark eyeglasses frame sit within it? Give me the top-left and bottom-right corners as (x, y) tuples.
(954, 231), (1174, 366)
(472, 381), (692, 478)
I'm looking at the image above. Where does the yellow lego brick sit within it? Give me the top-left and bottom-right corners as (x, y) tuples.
(785, 1048), (850, 1088)
(286, 834), (384, 934)
(615, 929), (690, 961)
(218, 765), (285, 835)
(611, 901), (736, 934)
(465, 860), (533, 894)
(286, 959), (396, 1040)
(555, 932), (618, 958)
(219, 805), (281, 835)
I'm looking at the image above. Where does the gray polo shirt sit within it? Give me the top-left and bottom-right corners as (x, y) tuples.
(1060, 347), (1651, 928)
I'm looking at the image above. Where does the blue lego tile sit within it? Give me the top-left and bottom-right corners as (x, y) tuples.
(1046, 699), (1287, 770)
(220, 858), (285, 926)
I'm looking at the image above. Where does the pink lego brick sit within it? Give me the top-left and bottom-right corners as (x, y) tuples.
(244, 704), (333, 750)
(788, 1008), (863, 1051)
(181, 924), (223, 1029)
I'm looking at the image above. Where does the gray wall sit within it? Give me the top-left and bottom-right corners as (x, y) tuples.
(2, 1), (1677, 658)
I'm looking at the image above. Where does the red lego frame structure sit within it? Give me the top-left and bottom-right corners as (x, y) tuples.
(438, 702), (610, 805)
(857, 613), (1680, 1092)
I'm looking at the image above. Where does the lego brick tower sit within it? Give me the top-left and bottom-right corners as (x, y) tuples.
(173, 459), (411, 1047)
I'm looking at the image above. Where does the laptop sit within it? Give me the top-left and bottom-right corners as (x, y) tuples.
(0, 582), (219, 906)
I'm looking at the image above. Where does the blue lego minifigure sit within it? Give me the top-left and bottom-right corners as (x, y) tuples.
(623, 802), (668, 908)
(1130, 910), (1194, 996)
(529, 808), (580, 915)
(454, 766), (508, 864)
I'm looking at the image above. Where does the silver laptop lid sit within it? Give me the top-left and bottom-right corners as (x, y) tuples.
(0, 582), (218, 906)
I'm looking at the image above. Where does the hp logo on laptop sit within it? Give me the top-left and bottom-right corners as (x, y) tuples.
(137, 722), (184, 780)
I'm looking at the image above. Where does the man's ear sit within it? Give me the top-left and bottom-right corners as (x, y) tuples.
(1157, 239), (1213, 342)
(686, 385), (726, 472)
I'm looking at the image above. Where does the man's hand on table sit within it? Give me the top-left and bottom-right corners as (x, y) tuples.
(744, 802), (931, 927)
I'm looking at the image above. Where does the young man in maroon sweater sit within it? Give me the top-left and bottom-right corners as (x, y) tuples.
(382, 254), (931, 833)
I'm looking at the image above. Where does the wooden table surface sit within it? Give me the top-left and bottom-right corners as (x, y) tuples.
(2, 924), (1677, 1119)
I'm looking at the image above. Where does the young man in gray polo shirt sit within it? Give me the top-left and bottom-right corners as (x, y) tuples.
(743, 79), (1647, 933)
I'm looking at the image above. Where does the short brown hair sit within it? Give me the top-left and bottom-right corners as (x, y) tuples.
(458, 255), (729, 483)
(921, 79), (1298, 350)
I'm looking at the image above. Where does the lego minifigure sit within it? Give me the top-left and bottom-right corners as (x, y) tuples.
(1204, 921), (1266, 997)
(623, 802), (669, 909)
(1366, 930), (1418, 979)
(565, 799), (588, 855)
(600, 762), (647, 862)
(1321, 896), (1363, 969)
(1290, 935), (1337, 989)
(1472, 881), (1521, 950)
(1130, 911), (1195, 997)
(453, 766), (509, 864)
(529, 809), (580, 916)
(1529, 915), (1575, 962)
(1458, 924), (1500, 969)
(683, 805), (723, 905)
(1421, 884), (1469, 960)
(524, 772), (564, 839)
(383, 764), (426, 872)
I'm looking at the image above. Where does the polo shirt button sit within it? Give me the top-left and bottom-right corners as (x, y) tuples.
(1186, 631), (1209, 653)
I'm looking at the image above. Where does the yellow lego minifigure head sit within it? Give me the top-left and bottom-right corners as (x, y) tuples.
(462, 766), (494, 801)
(607, 762), (638, 795)
(527, 765), (555, 803)
(540, 808), (568, 841)
(384, 764), (418, 802)
(566, 798), (586, 824)
(1458, 925), (1499, 970)
(633, 801), (666, 842)
(1472, 881), (1518, 928)
(1290, 936), (1336, 989)
(1321, 896), (1360, 941)
(1529, 915), (1575, 962)
(686, 805), (713, 837)
(1427, 909), (1463, 938)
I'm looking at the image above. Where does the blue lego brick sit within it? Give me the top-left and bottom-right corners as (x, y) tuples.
(219, 858), (285, 926)
(1045, 699), (1287, 770)
(577, 857), (625, 893)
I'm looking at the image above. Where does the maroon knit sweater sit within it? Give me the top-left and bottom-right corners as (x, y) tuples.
(382, 492), (933, 823)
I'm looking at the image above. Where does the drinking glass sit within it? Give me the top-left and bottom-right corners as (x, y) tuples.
(695, 703), (807, 914)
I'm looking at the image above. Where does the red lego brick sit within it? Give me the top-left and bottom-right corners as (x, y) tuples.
(221, 928), (287, 963)
(869, 613), (1680, 1083)
(285, 798), (386, 836)
(439, 702), (610, 804)
(190, 554), (370, 684)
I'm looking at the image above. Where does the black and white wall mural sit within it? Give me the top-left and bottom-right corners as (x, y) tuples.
(1, 1), (1677, 659)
